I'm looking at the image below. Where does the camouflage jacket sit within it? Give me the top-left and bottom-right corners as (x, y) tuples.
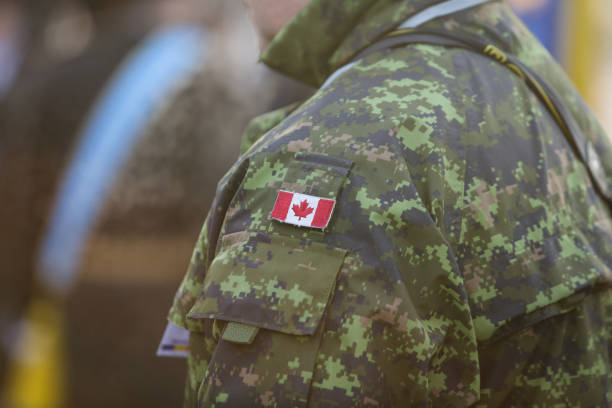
(168, 0), (612, 406)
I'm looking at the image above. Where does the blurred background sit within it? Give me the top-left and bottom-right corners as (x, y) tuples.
(0, 0), (610, 407)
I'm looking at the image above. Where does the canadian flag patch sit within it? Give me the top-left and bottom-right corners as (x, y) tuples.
(270, 191), (336, 229)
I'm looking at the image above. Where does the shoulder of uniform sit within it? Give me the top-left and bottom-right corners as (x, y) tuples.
(240, 101), (305, 155)
(325, 42), (460, 89)
(311, 44), (464, 122)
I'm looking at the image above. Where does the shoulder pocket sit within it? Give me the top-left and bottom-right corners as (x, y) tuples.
(186, 232), (347, 338)
(187, 233), (347, 407)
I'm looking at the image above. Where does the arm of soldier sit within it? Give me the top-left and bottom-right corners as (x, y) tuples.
(346, 130), (480, 405)
(168, 215), (210, 332)
(166, 214), (217, 406)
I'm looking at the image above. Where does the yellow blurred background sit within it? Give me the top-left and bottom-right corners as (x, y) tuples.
(509, 0), (612, 136)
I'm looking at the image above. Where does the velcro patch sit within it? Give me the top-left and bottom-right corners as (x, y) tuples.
(222, 322), (259, 345)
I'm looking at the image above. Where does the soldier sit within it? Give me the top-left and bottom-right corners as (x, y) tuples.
(166, 0), (612, 406)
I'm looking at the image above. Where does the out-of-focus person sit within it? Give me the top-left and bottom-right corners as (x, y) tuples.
(0, 0), (161, 333)
(0, 0), (208, 406)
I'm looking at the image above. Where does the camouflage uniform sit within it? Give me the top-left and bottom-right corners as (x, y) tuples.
(167, 0), (612, 406)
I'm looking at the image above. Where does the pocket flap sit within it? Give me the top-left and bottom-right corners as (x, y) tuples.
(186, 233), (347, 336)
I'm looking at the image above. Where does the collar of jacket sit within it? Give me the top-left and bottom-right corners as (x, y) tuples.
(259, 0), (480, 87)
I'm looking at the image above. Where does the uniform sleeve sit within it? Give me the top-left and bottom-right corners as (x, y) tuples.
(168, 215), (210, 331)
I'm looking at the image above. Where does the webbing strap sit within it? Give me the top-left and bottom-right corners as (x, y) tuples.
(352, 28), (611, 206)
(398, 0), (491, 29)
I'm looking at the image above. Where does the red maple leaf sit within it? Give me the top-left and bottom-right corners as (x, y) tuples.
(292, 200), (314, 220)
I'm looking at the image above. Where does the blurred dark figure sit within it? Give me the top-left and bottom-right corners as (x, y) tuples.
(0, 0), (206, 404)
(101, 20), (314, 236)
(0, 0), (154, 372)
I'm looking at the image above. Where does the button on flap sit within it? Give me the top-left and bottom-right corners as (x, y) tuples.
(187, 233), (347, 336)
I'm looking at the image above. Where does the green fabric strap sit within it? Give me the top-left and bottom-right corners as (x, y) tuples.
(222, 322), (260, 345)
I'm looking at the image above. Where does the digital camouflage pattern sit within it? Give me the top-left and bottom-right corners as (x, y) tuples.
(168, 0), (612, 406)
